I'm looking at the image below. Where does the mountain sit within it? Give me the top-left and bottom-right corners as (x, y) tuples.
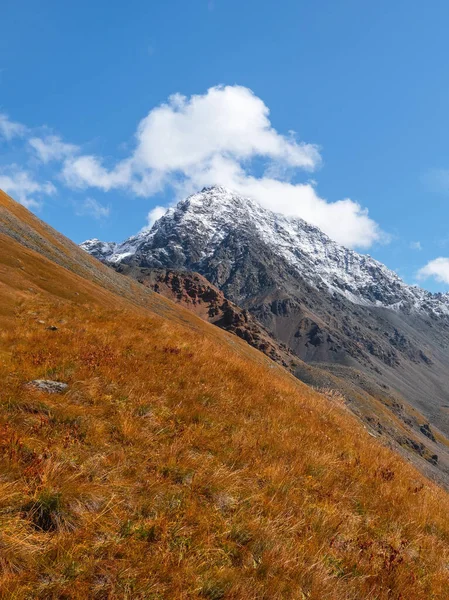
(81, 186), (449, 316)
(82, 186), (449, 481)
(4, 187), (449, 597)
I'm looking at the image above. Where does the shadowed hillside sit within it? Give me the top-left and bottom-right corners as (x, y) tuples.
(2, 189), (449, 599)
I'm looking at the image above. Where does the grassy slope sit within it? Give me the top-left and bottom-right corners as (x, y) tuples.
(1, 192), (449, 599)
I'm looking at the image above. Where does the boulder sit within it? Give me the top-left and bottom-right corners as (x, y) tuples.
(27, 380), (68, 394)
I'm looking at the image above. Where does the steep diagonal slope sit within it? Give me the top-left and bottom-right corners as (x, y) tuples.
(113, 264), (297, 367)
(81, 186), (449, 466)
(0, 190), (163, 308)
(113, 263), (449, 485)
(2, 190), (449, 598)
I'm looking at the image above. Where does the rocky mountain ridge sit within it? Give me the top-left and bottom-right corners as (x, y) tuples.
(81, 186), (449, 318)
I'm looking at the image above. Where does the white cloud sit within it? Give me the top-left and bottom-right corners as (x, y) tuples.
(76, 197), (110, 220)
(62, 155), (133, 191)
(410, 241), (422, 251)
(62, 85), (320, 193)
(0, 113), (27, 140)
(0, 166), (56, 208)
(144, 205), (167, 230)
(417, 258), (449, 285)
(60, 85), (383, 248)
(29, 135), (78, 163)
(132, 86), (320, 172)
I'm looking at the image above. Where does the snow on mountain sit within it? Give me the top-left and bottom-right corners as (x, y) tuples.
(80, 239), (117, 259)
(81, 186), (449, 318)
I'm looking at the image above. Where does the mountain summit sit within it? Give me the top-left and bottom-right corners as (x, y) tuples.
(82, 186), (449, 317)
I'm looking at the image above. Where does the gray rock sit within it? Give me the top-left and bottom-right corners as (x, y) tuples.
(420, 423), (436, 442)
(28, 380), (68, 393)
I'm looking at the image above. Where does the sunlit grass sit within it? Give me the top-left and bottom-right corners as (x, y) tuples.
(1, 193), (449, 598)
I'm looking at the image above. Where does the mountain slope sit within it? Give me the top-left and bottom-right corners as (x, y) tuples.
(111, 262), (449, 485)
(3, 188), (449, 598)
(112, 264), (296, 367)
(82, 186), (449, 481)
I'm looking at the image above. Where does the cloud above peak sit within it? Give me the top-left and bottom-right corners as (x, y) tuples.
(133, 86), (321, 172)
(1, 85), (384, 247)
(60, 85), (383, 248)
(62, 85), (321, 196)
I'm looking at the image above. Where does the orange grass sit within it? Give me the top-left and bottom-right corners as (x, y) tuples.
(1, 212), (449, 598)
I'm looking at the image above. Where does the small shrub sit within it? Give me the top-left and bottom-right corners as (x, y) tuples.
(229, 525), (253, 546)
(23, 490), (74, 532)
(135, 523), (160, 543)
(200, 579), (229, 600)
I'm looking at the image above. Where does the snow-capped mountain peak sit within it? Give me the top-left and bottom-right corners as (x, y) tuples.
(81, 186), (449, 317)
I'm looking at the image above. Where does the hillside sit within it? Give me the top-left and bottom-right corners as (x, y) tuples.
(2, 188), (449, 598)
(112, 264), (295, 367)
(82, 186), (449, 485)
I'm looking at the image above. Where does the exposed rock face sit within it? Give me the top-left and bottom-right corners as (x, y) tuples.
(114, 265), (294, 367)
(81, 186), (449, 481)
(420, 423), (437, 442)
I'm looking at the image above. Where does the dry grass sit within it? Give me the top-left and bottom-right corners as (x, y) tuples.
(1, 214), (449, 598)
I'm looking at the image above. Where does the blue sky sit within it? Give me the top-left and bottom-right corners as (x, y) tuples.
(2, 0), (449, 290)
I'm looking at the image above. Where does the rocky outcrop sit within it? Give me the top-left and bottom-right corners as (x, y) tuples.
(27, 380), (68, 393)
(114, 265), (294, 367)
